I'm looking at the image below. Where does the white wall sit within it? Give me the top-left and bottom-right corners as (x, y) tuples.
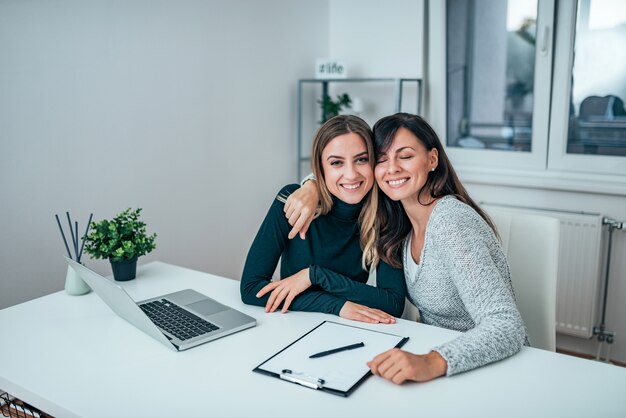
(326, 0), (424, 126)
(0, 0), (423, 310)
(0, 0), (422, 309)
(329, 0), (423, 79)
(0, 0), (329, 309)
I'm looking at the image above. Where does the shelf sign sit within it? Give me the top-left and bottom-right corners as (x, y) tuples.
(315, 59), (347, 79)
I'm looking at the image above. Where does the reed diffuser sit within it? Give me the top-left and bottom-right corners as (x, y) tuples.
(55, 212), (93, 295)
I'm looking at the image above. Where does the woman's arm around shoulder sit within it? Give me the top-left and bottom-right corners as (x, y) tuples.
(284, 178), (319, 239)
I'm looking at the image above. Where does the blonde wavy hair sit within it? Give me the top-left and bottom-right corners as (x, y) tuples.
(310, 115), (379, 270)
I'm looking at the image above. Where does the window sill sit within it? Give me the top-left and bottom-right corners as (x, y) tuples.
(455, 165), (626, 196)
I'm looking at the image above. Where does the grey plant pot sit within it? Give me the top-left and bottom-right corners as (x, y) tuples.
(110, 257), (138, 281)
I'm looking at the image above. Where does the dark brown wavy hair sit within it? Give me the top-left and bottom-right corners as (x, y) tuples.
(373, 113), (497, 268)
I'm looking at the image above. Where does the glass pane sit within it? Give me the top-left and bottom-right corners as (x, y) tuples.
(446, 0), (537, 152)
(567, 0), (626, 156)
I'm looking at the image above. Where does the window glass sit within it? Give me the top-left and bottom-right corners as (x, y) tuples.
(567, 0), (626, 156)
(446, 0), (537, 152)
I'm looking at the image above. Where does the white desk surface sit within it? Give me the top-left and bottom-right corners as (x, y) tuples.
(1, 262), (625, 418)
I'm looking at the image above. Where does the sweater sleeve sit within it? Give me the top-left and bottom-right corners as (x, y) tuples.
(309, 261), (406, 317)
(240, 185), (347, 315)
(430, 206), (527, 376)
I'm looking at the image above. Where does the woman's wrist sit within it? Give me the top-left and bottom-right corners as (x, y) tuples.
(301, 178), (317, 191)
(425, 351), (448, 378)
(300, 173), (317, 186)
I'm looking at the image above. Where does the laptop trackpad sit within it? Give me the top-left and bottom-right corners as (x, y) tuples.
(186, 299), (228, 316)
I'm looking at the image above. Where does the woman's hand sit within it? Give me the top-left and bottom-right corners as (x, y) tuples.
(339, 301), (396, 324)
(284, 180), (319, 239)
(367, 349), (448, 384)
(256, 269), (311, 313)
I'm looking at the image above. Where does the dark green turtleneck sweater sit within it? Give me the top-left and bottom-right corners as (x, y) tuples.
(241, 184), (406, 316)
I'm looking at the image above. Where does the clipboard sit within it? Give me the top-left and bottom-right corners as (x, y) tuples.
(253, 321), (409, 397)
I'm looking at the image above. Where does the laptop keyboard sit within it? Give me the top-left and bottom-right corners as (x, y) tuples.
(140, 299), (220, 341)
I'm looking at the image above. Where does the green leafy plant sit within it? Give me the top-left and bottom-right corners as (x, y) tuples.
(84, 208), (157, 262)
(318, 93), (352, 124)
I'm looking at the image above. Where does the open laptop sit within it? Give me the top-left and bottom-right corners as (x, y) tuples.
(66, 257), (256, 351)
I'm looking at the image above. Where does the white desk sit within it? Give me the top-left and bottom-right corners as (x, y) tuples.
(1, 262), (625, 418)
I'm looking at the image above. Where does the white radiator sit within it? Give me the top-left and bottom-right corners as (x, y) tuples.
(482, 204), (605, 338)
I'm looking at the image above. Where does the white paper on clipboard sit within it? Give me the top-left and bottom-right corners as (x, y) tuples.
(255, 321), (408, 394)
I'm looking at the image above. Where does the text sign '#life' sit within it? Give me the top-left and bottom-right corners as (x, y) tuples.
(315, 59), (347, 79)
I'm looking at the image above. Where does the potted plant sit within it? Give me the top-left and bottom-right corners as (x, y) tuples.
(84, 208), (157, 281)
(318, 93), (352, 124)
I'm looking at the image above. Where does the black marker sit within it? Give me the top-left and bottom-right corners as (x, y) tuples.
(309, 342), (365, 359)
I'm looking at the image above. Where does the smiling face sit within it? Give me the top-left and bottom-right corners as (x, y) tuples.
(374, 127), (438, 203)
(321, 132), (374, 204)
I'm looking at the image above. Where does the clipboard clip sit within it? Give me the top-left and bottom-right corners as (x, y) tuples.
(280, 369), (325, 390)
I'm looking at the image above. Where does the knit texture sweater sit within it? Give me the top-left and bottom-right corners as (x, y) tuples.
(403, 195), (528, 375)
(241, 184), (406, 317)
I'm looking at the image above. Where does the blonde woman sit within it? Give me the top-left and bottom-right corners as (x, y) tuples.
(240, 115), (406, 323)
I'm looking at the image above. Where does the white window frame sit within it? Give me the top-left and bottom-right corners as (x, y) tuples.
(430, 0), (555, 170)
(547, 0), (626, 176)
(426, 0), (626, 196)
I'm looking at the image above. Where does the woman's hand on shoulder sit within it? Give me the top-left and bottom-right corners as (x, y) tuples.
(256, 268), (312, 313)
(367, 349), (447, 384)
(339, 301), (396, 324)
(284, 180), (319, 240)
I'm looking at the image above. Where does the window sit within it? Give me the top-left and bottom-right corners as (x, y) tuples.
(429, 0), (626, 186)
(548, 0), (626, 175)
(567, 0), (626, 156)
(447, 0), (538, 153)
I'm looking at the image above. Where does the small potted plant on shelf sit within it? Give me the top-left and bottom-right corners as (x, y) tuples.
(84, 208), (157, 281)
(318, 93), (352, 124)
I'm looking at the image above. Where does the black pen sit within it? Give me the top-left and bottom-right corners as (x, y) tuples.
(309, 342), (365, 359)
